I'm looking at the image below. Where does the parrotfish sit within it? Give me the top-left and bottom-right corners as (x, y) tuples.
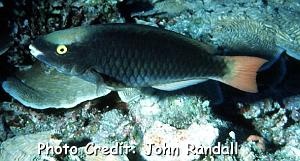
(29, 24), (267, 93)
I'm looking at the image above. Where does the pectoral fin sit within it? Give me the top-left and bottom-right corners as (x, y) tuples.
(85, 68), (123, 95)
(90, 71), (112, 96)
(152, 79), (208, 91)
(88, 68), (127, 91)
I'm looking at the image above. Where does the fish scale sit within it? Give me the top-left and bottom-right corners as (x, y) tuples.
(30, 24), (266, 93)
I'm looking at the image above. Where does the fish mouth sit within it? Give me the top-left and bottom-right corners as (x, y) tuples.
(29, 44), (44, 58)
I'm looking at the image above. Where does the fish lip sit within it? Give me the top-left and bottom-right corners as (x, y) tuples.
(29, 44), (44, 58)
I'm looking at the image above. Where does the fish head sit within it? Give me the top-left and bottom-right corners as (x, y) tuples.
(29, 26), (93, 76)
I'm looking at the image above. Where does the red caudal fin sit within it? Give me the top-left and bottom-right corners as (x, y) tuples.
(214, 56), (267, 93)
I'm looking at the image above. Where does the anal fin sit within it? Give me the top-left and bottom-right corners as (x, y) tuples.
(152, 79), (208, 91)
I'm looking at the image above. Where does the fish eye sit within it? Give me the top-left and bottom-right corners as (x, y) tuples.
(56, 45), (68, 55)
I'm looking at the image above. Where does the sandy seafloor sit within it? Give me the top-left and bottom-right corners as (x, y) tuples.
(0, 0), (300, 160)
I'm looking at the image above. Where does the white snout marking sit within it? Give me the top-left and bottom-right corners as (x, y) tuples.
(29, 45), (44, 57)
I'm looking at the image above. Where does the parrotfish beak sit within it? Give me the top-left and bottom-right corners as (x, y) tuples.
(29, 44), (44, 58)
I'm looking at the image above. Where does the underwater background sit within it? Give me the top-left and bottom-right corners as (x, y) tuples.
(0, 0), (300, 160)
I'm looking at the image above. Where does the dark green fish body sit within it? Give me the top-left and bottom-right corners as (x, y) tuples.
(30, 24), (266, 93)
(86, 25), (229, 87)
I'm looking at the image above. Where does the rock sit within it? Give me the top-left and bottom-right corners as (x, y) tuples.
(139, 121), (219, 161)
(0, 131), (60, 161)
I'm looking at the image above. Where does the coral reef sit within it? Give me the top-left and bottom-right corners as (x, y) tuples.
(2, 63), (110, 109)
(0, 131), (61, 161)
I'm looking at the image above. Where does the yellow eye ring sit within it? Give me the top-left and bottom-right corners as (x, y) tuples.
(56, 45), (68, 55)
